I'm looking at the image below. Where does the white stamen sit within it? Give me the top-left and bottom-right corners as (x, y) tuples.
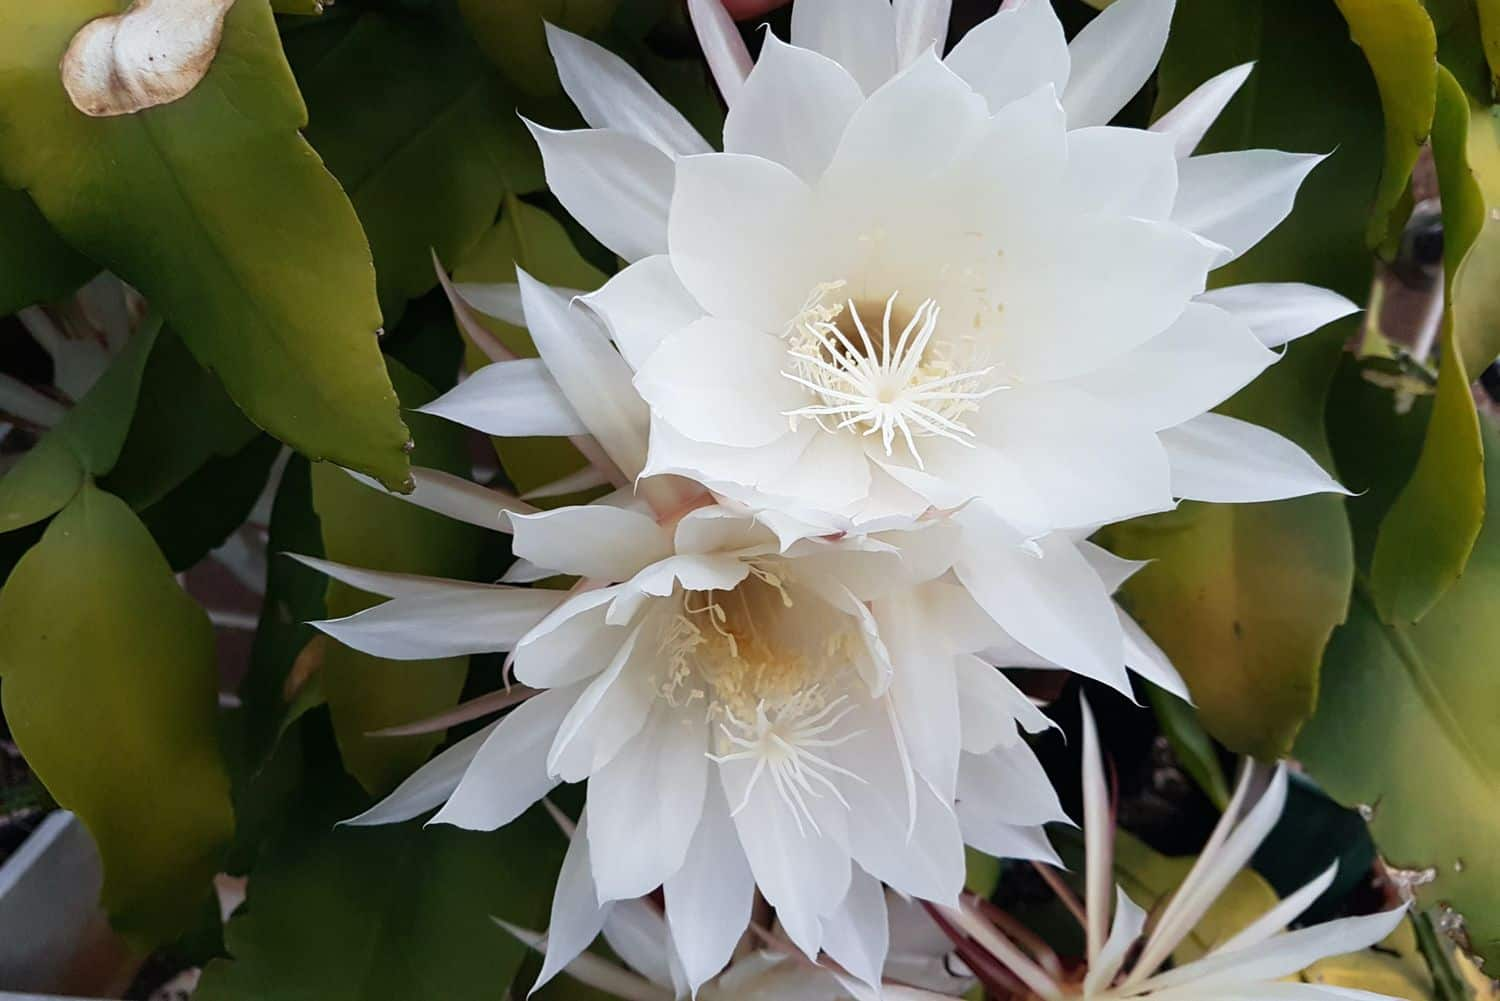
(782, 289), (1004, 468)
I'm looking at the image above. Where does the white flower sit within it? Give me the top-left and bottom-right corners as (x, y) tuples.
(521, 0), (1354, 534)
(498, 836), (975, 1000)
(935, 698), (1408, 1001)
(302, 489), (1066, 994)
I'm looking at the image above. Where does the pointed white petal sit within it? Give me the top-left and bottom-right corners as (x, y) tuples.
(1151, 62), (1255, 158)
(1085, 888), (1148, 994)
(1065, 125), (1179, 220)
(821, 868), (890, 989)
(724, 34), (865, 182)
(666, 780), (756, 994)
(518, 269), (652, 479)
(875, 596), (962, 801)
(536, 813), (611, 991)
(429, 685), (580, 830)
(1074, 302), (1277, 431)
(687, 0), (752, 104)
(1121, 610), (1191, 701)
(955, 654), (1055, 754)
(1080, 696), (1111, 966)
(527, 123), (674, 263)
(944, 0), (1069, 114)
(954, 513), (1129, 693)
(895, 0), (954, 65)
(512, 585), (632, 689)
(1062, 0), (1175, 127)
(1217, 861), (1340, 955)
(343, 721), (499, 826)
(1160, 413), (1348, 503)
(453, 281), (526, 325)
(289, 554), (488, 599)
(956, 740), (1070, 829)
(510, 505), (671, 581)
(790, 0), (898, 94)
(346, 466), (536, 531)
(547, 23), (710, 157)
(522, 464), (612, 501)
(588, 703), (710, 902)
(581, 255), (704, 371)
(547, 622), (654, 781)
(312, 586), (565, 660)
(601, 901), (675, 989)
(419, 358), (588, 437)
(1172, 151), (1325, 264)
(1196, 282), (1360, 349)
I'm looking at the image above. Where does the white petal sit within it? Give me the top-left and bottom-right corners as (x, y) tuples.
(955, 654), (1053, 754)
(1161, 413), (1348, 502)
(1142, 908), (1407, 995)
(513, 586), (632, 689)
(838, 704), (967, 905)
(755, 430), (873, 515)
(312, 586), (565, 660)
(510, 505), (671, 581)
(1081, 696), (1111, 965)
(346, 466), (535, 531)
(1078, 539), (1149, 594)
(895, 0), (954, 66)
(536, 812), (610, 991)
(588, 703), (709, 902)
(725, 35), (865, 183)
(666, 780), (756, 994)
(957, 740), (1069, 829)
(954, 514), (1129, 691)
(626, 554), (751, 600)
(956, 816), (1060, 865)
(343, 721), (499, 826)
(668, 152), (818, 333)
(518, 269), (652, 479)
(635, 317), (806, 448)
(290, 554), (489, 600)
(1085, 888), (1148, 994)
(582, 255), (704, 371)
(420, 357), (588, 437)
(686, 0), (752, 104)
(821, 868), (890, 989)
(944, 0), (1069, 115)
(823, 50), (988, 194)
(600, 902), (675, 989)
(977, 384), (1174, 530)
(997, 215), (1218, 381)
(875, 597), (961, 801)
(528, 123), (674, 262)
(1065, 126), (1178, 221)
(1061, 0), (1175, 128)
(790, 0), (898, 94)
(522, 465), (613, 501)
(1073, 302), (1277, 431)
(1196, 282), (1360, 349)
(454, 281), (527, 325)
(1217, 862), (1340, 955)
(548, 622), (654, 781)
(721, 750), (852, 960)
(547, 24), (710, 157)
(429, 685), (579, 830)
(1172, 151), (1325, 264)
(1151, 62), (1254, 158)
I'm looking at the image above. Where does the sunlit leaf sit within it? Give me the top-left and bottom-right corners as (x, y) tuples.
(0, 484), (234, 945)
(0, 0), (411, 488)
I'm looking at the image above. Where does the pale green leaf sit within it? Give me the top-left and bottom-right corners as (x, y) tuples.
(1298, 422), (1500, 964)
(0, 186), (93, 314)
(0, 484), (234, 946)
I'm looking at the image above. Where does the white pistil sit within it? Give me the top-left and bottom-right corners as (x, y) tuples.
(782, 289), (1004, 468)
(710, 695), (868, 837)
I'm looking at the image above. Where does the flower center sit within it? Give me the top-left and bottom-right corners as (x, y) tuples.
(781, 282), (1004, 468)
(655, 562), (868, 834)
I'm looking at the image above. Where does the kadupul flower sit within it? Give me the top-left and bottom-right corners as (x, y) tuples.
(523, 0), (1355, 535)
